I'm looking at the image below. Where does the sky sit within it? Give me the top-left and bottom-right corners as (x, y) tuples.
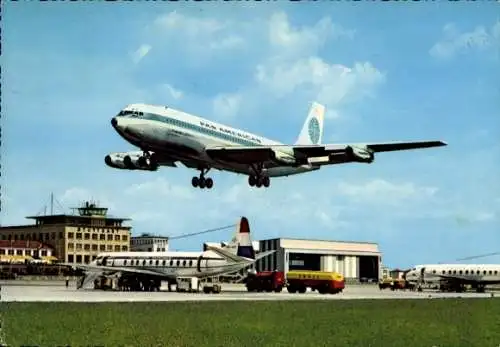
(2, 2), (499, 268)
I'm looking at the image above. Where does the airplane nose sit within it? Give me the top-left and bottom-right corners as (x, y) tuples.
(111, 117), (118, 127)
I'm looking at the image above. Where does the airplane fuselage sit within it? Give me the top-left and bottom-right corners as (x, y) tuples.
(406, 264), (500, 291)
(90, 250), (255, 279)
(111, 104), (317, 178)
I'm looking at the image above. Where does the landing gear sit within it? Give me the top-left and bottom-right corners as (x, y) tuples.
(248, 163), (271, 188)
(138, 151), (158, 171)
(248, 175), (270, 188)
(191, 168), (214, 189)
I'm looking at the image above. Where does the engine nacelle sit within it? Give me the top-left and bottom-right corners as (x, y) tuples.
(270, 149), (297, 166)
(104, 152), (158, 171)
(345, 145), (374, 163)
(104, 153), (128, 169)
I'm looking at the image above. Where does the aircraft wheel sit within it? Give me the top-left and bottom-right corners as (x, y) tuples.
(262, 176), (270, 188)
(256, 180), (262, 188)
(199, 177), (206, 189)
(248, 176), (256, 187)
(205, 177), (214, 189)
(191, 177), (199, 187)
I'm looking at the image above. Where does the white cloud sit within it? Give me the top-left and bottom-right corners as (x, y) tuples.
(337, 179), (438, 205)
(132, 44), (151, 64)
(124, 177), (194, 201)
(268, 12), (354, 58)
(430, 21), (500, 60)
(255, 58), (385, 106)
(161, 83), (184, 100)
(212, 93), (242, 118)
(154, 11), (225, 38)
(151, 11), (245, 54)
(58, 187), (117, 212)
(248, 13), (384, 118)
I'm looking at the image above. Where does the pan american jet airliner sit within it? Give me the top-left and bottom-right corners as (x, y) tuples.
(105, 102), (447, 189)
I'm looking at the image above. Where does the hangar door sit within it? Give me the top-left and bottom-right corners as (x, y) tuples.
(288, 253), (321, 271)
(358, 256), (379, 281)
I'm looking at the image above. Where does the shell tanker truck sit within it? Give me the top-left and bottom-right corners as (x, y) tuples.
(246, 270), (345, 294)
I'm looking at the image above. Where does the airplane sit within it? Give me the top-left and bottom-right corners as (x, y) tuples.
(405, 264), (500, 293)
(105, 101), (447, 189)
(67, 217), (274, 291)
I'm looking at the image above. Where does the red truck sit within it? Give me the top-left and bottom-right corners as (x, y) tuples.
(245, 271), (285, 292)
(245, 270), (345, 294)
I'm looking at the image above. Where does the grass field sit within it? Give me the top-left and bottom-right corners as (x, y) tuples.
(2, 299), (500, 347)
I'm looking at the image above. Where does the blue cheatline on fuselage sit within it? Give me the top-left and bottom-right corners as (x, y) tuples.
(117, 110), (262, 147)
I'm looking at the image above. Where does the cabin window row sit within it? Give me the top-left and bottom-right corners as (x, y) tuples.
(433, 269), (498, 275)
(122, 259), (195, 267)
(156, 113), (258, 146)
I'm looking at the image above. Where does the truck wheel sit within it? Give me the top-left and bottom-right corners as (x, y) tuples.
(274, 286), (283, 293)
(298, 287), (306, 294)
(287, 286), (297, 293)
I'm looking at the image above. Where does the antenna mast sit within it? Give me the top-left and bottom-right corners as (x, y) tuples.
(50, 192), (54, 215)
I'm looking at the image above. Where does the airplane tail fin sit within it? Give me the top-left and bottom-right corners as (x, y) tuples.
(221, 216), (256, 259)
(207, 216), (276, 262)
(235, 216), (256, 260)
(295, 102), (325, 145)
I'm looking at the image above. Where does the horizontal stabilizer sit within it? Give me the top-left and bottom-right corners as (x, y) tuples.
(366, 141), (447, 152)
(207, 245), (249, 262)
(254, 250), (276, 261)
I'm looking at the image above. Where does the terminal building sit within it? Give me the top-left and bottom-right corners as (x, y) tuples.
(0, 240), (56, 264)
(256, 238), (381, 282)
(0, 201), (132, 264)
(131, 234), (169, 252)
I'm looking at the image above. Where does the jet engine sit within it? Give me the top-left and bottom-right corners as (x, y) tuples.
(104, 153), (127, 169)
(269, 149), (296, 166)
(345, 145), (374, 163)
(123, 154), (158, 171)
(104, 152), (158, 171)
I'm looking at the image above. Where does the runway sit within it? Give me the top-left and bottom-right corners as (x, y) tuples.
(1, 282), (497, 302)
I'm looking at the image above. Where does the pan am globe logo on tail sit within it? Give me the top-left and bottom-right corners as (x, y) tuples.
(308, 116), (321, 145)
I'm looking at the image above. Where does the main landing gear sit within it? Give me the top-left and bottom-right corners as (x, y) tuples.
(139, 151), (158, 170)
(191, 168), (214, 189)
(248, 163), (271, 188)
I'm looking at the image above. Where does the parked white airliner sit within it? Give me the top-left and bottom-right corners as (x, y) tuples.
(105, 102), (447, 189)
(68, 217), (274, 289)
(405, 264), (500, 293)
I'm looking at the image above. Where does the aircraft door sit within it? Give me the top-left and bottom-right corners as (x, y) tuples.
(100, 256), (109, 266)
(420, 267), (425, 283)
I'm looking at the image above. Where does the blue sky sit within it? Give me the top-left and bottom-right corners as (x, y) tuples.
(2, 3), (499, 268)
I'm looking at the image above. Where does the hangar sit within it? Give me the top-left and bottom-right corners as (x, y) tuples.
(256, 238), (381, 283)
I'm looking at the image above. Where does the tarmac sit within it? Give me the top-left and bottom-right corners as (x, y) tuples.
(1, 280), (498, 302)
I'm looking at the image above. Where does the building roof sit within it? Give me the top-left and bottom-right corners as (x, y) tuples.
(0, 240), (53, 250)
(25, 214), (131, 222)
(132, 234), (169, 240)
(262, 237), (380, 254)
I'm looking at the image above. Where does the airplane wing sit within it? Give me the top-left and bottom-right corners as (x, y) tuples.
(206, 246), (276, 263)
(63, 263), (165, 277)
(205, 141), (447, 165)
(431, 273), (500, 285)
